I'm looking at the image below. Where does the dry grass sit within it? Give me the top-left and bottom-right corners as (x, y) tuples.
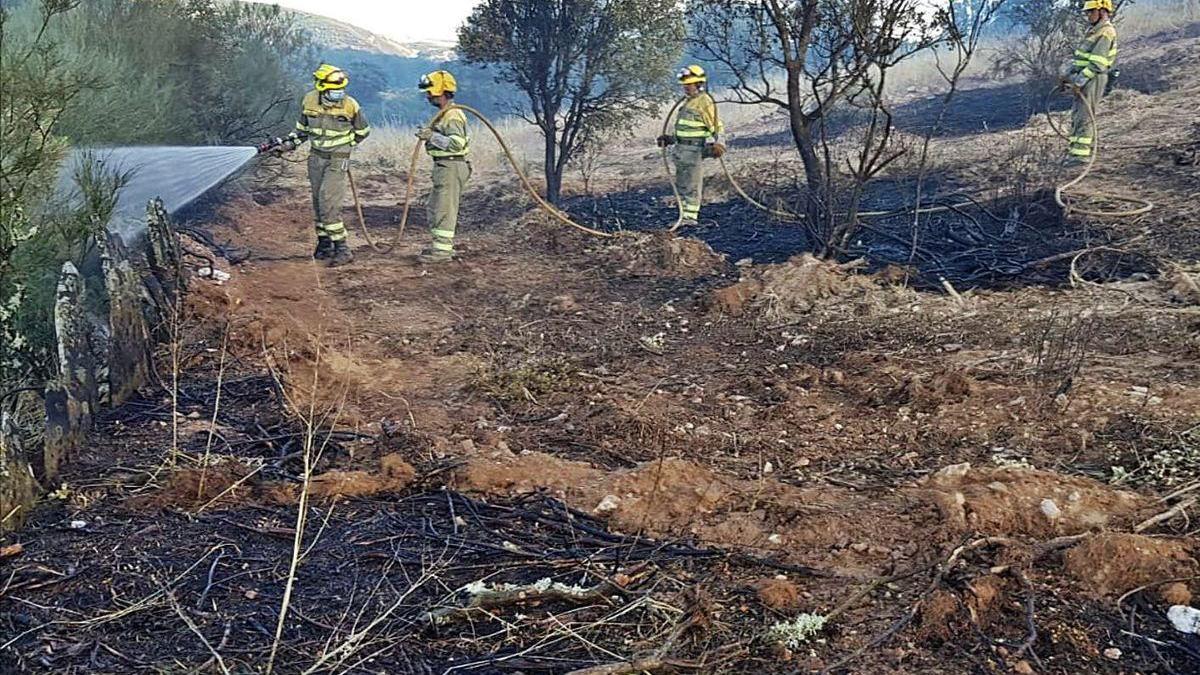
(355, 116), (544, 178)
(1119, 0), (1200, 37)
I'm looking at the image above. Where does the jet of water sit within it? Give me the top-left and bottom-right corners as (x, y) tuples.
(54, 146), (258, 238)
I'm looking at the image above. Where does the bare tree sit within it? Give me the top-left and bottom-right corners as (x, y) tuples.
(459, 0), (683, 204)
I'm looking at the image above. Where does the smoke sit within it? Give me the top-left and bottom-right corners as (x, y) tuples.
(54, 146), (258, 239)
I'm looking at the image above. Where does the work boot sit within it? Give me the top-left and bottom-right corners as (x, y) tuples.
(677, 218), (699, 229)
(328, 240), (353, 267)
(418, 247), (455, 264)
(313, 237), (333, 260)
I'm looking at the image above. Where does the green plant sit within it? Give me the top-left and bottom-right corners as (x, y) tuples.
(458, 0), (684, 204)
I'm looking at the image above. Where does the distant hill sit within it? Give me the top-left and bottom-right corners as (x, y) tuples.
(280, 8), (517, 125)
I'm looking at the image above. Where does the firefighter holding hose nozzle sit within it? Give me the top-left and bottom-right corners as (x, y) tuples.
(260, 64), (370, 267)
(414, 70), (471, 264)
(1061, 0), (1117, 163)
(657, 65), (725, 228)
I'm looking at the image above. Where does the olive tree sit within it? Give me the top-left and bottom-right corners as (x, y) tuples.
(458, 0), (683, 204)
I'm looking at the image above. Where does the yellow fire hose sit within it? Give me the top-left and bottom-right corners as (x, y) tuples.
(659, 86), (1153, 231)
(1045, 84), (1153, 217)
(348, 102), (614, 252)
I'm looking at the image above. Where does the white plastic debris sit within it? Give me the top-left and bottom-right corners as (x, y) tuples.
(197, 266), (231, 284)
(1168, 605), (1200, 635)
(69, 520), (87, 529)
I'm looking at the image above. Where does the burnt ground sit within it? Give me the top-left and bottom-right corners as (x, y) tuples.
(4, 27), (1200, 675)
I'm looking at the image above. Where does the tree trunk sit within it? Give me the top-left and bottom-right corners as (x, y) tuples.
(785, 64), (824, 197)
(543, 129), (562, 205)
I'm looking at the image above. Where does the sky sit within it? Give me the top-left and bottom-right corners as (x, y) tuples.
(249, 0), (481, 43)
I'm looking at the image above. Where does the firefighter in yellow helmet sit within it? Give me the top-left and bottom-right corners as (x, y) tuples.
(657, 65), (724, 228)
(1062, 0), (1117, 162)
(284, 64), (370, 266)
(414, 71), (470, 263)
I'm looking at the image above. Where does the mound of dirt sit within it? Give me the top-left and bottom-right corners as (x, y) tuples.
(1063, 533), (1198, 597)
(706, 254), (919, 319)
(306, 453), (416, 501)
(126, 454), (416, 510)
(753, 577), (802, 610)
(914, 463), (1150, 537)
(917, 574), (1010, 641)
(125, 462), (253, 510)
(606, 233), (726, 278)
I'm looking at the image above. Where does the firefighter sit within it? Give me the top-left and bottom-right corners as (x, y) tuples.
(657, 65), (725, 228)
(414, 70), (471, 263)
(284, 64), (370, 266)
(1062, 0), (1117, 162)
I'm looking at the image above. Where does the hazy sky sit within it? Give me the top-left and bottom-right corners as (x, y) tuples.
(250, 0), (481, 43)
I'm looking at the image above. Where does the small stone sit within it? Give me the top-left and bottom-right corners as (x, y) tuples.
(1040, 499), (1061, 520)
(762, 461), (774, 474)
(1102, 647), (1122, 660)
(850, 542), (869, 553)
(1012, 660), (1034, 674)
(244, 589), (259, 600)
(767, 533), (783, 544)
(69, 520), (87, 529)
(593, 495), (621, 514)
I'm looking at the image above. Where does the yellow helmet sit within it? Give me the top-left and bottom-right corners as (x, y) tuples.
(313, 64), (348, 91)
(1082, 0), (1113, 11)
(418, 70), (457, 97)
(677, 65), (707, 85)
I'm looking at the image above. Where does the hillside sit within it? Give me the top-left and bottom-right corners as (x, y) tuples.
(279, 7), (516, 124)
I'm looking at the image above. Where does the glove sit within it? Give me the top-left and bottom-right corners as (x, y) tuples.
(704, 142), (727, 159)
(257, 137), (283, 154)
(426, 132), (452, 151)
(415, 128), (434, 141)
(1070, 72), (1089, 89)
(656, 134), (675, 148)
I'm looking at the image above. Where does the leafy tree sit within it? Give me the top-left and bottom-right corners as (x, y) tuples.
(458, 0), (684, 204)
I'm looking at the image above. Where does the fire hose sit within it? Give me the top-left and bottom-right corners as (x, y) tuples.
(659, 86), (1153, 229)
(1045, 84), (1153, 217)
(392, 105), (614, 245)
(659, 94), (978, 232)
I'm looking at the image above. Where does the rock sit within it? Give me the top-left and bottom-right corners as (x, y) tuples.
(1159, 582), (1193, 606)
(1102, 647), (1121, 660)
(594, 494), (621, 514)
(1039, 498), (1061, 520)
(1168, 605), (1200, 635)
(1012, 660), (1034, 674)
(550, 294), (581, 312)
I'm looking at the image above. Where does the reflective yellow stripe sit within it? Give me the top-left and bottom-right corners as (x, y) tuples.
(1068, 136), (1093, 145)
(1069, 147), (1092, 156)
(432, 240), (455, 251)
(1081, 68), (1095, 79)
(1087, 53), (1112, 67)
(431, 228), (455, 239)
(313, 134), (355, 149)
